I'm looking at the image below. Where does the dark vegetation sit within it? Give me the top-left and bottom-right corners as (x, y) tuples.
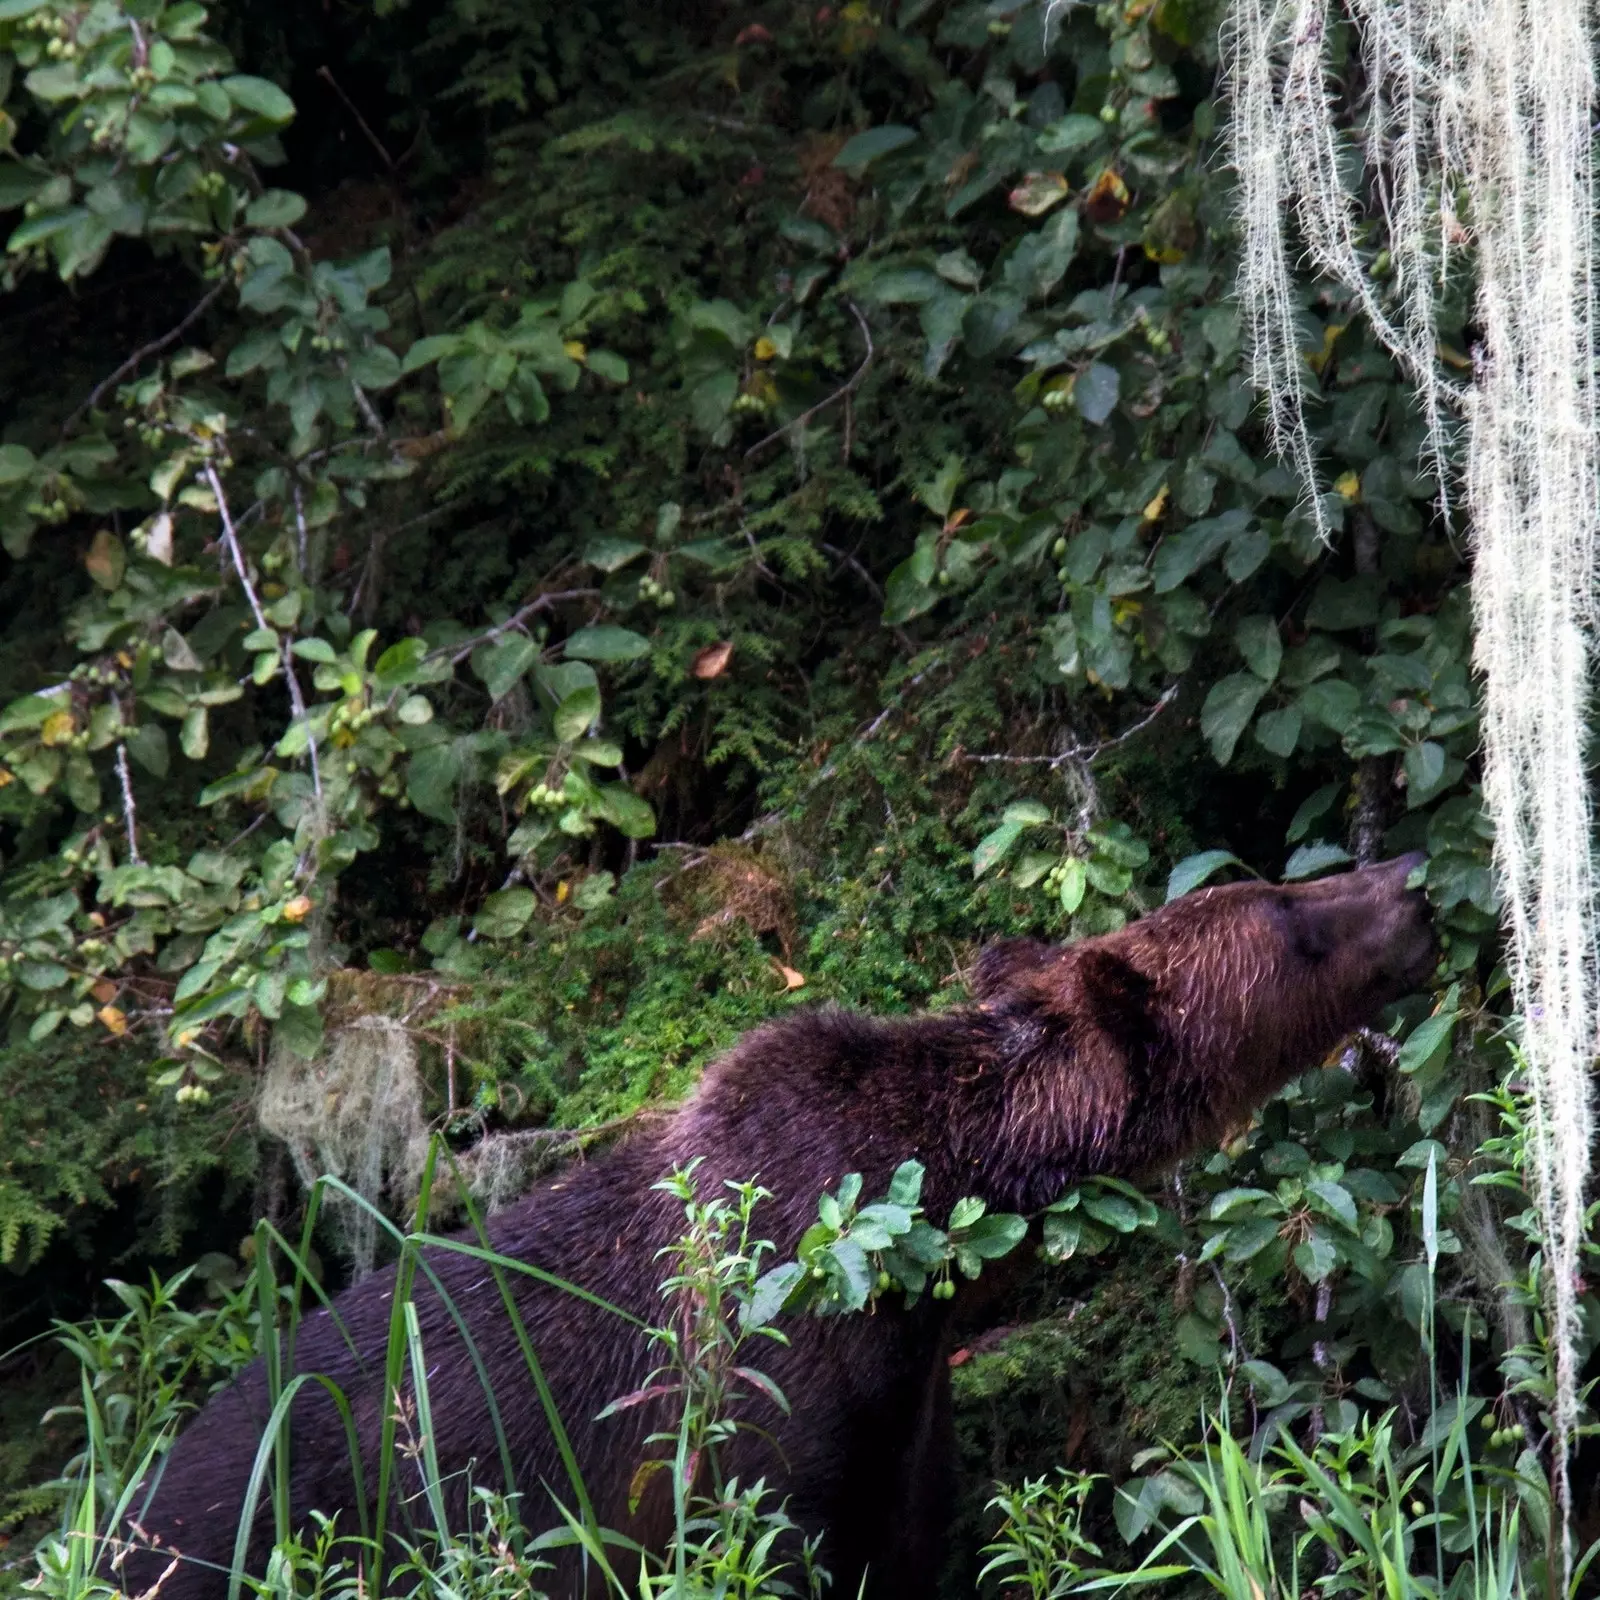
(0, 0), (1592, 1592)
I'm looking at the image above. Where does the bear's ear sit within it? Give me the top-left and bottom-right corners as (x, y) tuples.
(971, 937), (1054, 1001)
(1074, 948), (1161, 1053)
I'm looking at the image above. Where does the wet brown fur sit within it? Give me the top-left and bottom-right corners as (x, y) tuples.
(120, 856), (1433, 1600)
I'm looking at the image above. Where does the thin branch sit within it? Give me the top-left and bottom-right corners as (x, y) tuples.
(957, 684), (1180, 767)
(316, 66), (398, 174)
(207, 463), (322, 800)
(438, 589), (602, 666)
(115, 743), (141, 863)
(743, 300), (875, 460)
(820, 541), (883, 601)
(64, 284), (225, 436)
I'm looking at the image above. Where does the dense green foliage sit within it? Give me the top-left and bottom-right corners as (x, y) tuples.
(0, 0), (1594, 1591)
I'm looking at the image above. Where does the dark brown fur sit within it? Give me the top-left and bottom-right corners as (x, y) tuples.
(118, 856), (1433, 1599)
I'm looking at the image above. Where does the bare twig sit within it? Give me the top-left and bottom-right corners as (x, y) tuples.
(115, 743), (141, 863)
(64, 284), (225, 436)
(346, 372), (386, 438)
(317, 66), (397, 173)
(438, 589), (602, 666)
(743, 300), (875, 460)
(820, 541), (883, 600)
(207, 463), (322, 800)
(958, 684), (1180, 767)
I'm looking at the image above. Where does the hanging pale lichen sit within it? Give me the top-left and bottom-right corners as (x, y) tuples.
(1224, 0), (1598, 1548)
(259, 1015), (431, 1278)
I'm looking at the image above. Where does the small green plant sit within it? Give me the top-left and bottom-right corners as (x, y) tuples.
(748, 1160), (1028, 1319)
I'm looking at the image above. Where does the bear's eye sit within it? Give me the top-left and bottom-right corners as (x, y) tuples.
(1275, 894), (1334, 964)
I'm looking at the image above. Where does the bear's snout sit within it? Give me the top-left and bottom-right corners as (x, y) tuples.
(1302, 851), (1436, 996)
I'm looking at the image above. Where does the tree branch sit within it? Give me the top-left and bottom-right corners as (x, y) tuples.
(64, 283), (226, 436)
(438, 589), (602, 666)
(743, 300), (874, 460)
(116, 742), (141, 864)
(957, 684), (1180, 767)
(207, 463), (322, 800)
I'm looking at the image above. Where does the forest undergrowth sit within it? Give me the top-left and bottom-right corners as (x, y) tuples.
(0, 0), (1596, 1592)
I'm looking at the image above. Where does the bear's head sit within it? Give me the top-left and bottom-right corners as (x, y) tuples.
(973, 853), (1436, 1179)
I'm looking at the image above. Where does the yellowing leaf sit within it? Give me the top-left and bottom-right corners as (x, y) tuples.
(692, 641), (734, 679)
(1007, 170), (1070, 217)
(282, 895), (313, 923)
(1142, 484), (1170, 522)
(775, 962), (806, 990)
(1084, 168), (1130, 224)
(1335, 470), (1362, 502)
(563, 340), (587, 362)
(1306, 322), (1347, 376)
(0, 768), (13, 789)
(556, 879), (571, 903)
(41, 710), (75, 746)
(97, 1005), (128, 1036)
(85, 529), (125, 590)
(754, 336), (778, 360)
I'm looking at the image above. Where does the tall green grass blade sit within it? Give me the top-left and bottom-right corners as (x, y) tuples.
(402, 1299), (449, 1538)
(224, 1372), (368, 1600)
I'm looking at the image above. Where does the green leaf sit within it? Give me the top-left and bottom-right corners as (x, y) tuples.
(584, 538), (647, 572)
(245, 190), (308, 229)
(222, 75), (296, 126)
(882, 557), (938, 625)
(553, 685), (602, 741)
(1073, 362), (1120, 425)
(125, 724), (169, 778)
(1165, 850), (1244, 902)
(180, 705), (209, 761)
(406, 743), (460, 824)
(1002, 800), (1051, 826)
(833, 125), (918, 167)
(0, 162), (45, 212)
(1082, 1192), (1140, 1232)
(1254, 706), (1303, 757)
(1298, 677), (1361, 731)
(1305, 1179), (1358, 1230)
(473, 636), (541, 702)
(1235, 615), (1282, 682)
(275, 1000), (324, 1060)
(564, 625), (650, 663)
(973, 821), (1023, 878)
(1222, 1217), (1281, 1261)
(1057, 857), (1086, 913)
(1403, 739), (1446, 801)
(597, 783), (656, 839)
(1284, 841), (1353, 880)
(743, 1263), (805, 1329)
(1036, 113), (1105, 153)
(0, 692), (59, 734)
(17, 959), (68, 990)
(0, 442), (35, 484)
(1200, 673), (1266, 765)
(587, 349), (629, 383)
(1151, 510), (1251, 593)
(475, 887), (536, 940)
(957, 1212), (1027, 1258)
(290, 637), (337, 663)
(1398, 1011), (1456, 1075)
(1294, 1231), (1339, 1283)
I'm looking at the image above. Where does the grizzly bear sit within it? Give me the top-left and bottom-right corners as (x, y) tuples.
(118, 853), (1433, 1599)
